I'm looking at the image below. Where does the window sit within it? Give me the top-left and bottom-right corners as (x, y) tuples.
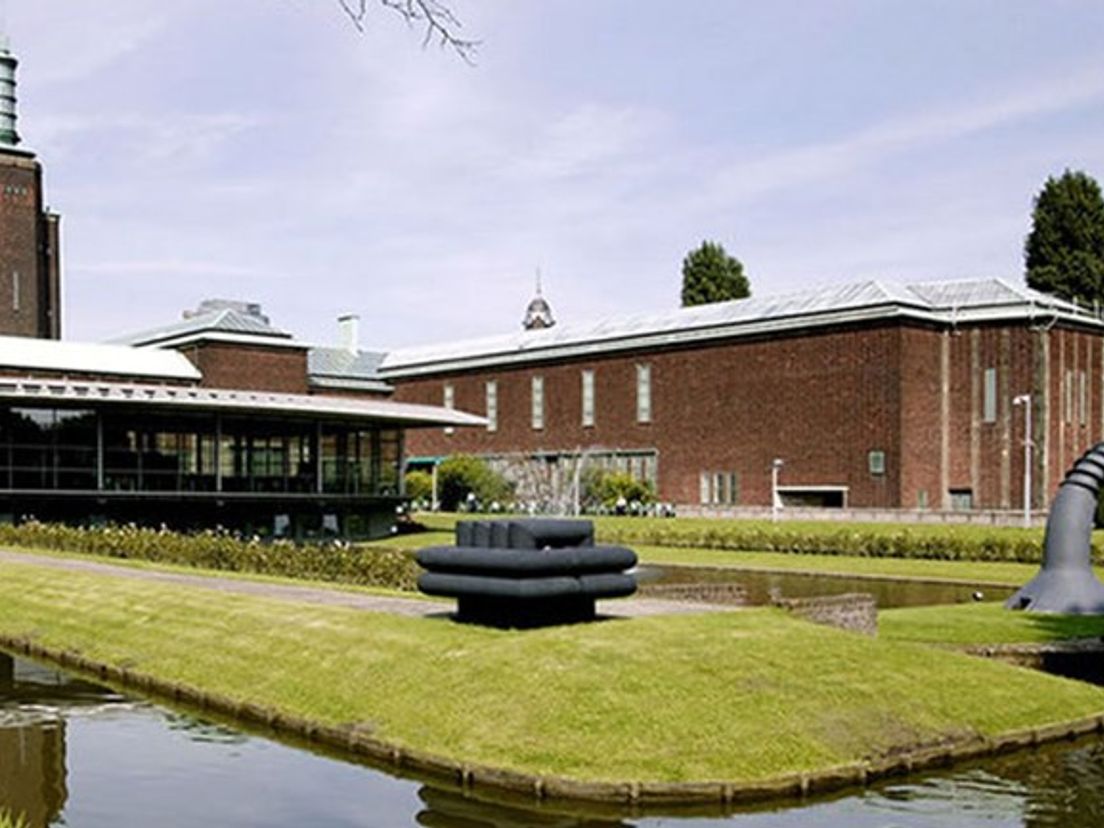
(917, 489), (928, 510)
(949, 489), (973, 511)
(531, 376), (544, 430)
(868, 450), (886, 475)
(581, 370), (595, 427)
(1080, 370), (1088, 425)
(443, 383), (455, 435)
(11, 270), (18, 312)
(636, 364), (652, 424)
(699, 470), (739, 505)
(485, 381), (497, 432)
(1065, 370), (1074, 424)
(982, 368), (997, 423)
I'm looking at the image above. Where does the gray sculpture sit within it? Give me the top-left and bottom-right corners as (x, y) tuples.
(1006, 443), (1104, 614)
(416, 519), (637, 628)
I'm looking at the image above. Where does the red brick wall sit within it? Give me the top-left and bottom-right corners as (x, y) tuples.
(180, 342), (309, 394)
(394, 322), (907, 508)
(0, 152), (51, 338)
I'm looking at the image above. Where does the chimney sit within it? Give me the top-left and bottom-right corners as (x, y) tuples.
(338, 313), (359, 352)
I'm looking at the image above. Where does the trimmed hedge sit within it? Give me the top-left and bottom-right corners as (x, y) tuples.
(596, 521), (1064, 564)
(0, 522), (419, 591)
(418, 512), (1094, 565)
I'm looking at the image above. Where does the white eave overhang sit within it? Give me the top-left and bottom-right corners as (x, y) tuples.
(309, 375), (394, 393)
(379, 301), (1104, 379)
(0, 335), (201, 382)
(0, 377), (486, 429)
(138, 331), (306, 351)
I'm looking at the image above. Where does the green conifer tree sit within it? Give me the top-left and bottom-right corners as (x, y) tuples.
(1025, 170), (1104, 306)
(680, 241), (751, 307)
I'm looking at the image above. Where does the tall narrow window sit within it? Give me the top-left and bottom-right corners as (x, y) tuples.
(982, 368), (997, 423)
(581, 370), (595, 427)
(531, 376), (544, 430)
(1080, 370), (1088, 425)
(1065, 370), (1074, 424)
(11, 270), (19, 312)
(636, 364), (652, 424)
(485, 380), (498, 432)
(443, 383), (455, 435)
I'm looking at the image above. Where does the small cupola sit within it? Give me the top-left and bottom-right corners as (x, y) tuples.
(523, 272), (555, 330)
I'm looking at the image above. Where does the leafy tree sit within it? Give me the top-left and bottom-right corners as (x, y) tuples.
(680, 241), (751, 307)
(436, 454), (513, 511)
(403, 470), (433, 504)
(1025, 170), (1104, 306)
(581, 469), (654, 511)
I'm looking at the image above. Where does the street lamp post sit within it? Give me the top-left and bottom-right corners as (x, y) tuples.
(1013, 394), (1032, 528)
(771, 458), (784, 523)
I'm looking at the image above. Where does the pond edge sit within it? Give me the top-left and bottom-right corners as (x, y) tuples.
(5, 632), (1104, 809)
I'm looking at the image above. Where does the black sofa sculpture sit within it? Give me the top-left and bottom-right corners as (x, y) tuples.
(416, 519), (638, 628)
(1006, 442), (1104, 614)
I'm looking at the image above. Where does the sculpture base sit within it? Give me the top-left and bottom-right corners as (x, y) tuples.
(1004, 568), (1104, 614)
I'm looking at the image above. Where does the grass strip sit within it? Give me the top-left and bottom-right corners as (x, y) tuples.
(1, 558), (1102, 786)
(631, 546), (1044, 586)
(882, 602), (1104, 646)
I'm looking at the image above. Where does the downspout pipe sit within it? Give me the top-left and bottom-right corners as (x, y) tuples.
(1006, 442), (1104, 614)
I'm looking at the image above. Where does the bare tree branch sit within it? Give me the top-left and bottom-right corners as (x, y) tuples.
(337, 0), (479, 64)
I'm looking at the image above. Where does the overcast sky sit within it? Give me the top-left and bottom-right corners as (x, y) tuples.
(6, 1), (1104, 350)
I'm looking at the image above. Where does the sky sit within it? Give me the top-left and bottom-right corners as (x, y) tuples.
(5, 1), (1104, 350)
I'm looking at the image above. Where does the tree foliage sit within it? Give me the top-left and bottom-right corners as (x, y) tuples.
(680, 241), (751, 307)
(404, 470), (434, 504)
(581, 469), (655, 511)
(436, 454), (513, 511)
(1025, 169), (1104, 306)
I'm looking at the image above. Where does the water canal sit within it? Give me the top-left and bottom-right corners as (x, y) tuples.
(638, 564), (1017, 608)
(3, 650), (1104, 827)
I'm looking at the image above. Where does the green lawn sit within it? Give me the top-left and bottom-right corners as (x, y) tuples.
(631, 545), (1043, 585)
(0, 558), (1102, 785)
(882, 602), (1104, 646)
(373, 525), (1046, 586)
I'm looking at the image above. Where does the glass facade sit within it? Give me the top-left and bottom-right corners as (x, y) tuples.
(0, 405), (403, 497)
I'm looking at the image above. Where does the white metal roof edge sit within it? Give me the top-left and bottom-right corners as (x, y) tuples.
(138, 331), (305, 351)
(380, 304), (944, 378)
(0, 336), (201, 381)
(309, 375), (394, 392)
(380, 300), (1104, 379)
(0, 377), (485, 428)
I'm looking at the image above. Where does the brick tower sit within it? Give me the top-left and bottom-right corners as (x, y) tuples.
(0, 37), (60, 339)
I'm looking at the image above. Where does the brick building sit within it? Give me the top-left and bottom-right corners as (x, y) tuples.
(380, 280), (1104, 515)
(0, 43), (60, 340)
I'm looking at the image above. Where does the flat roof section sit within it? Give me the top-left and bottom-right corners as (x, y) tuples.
(0, 377), (486, 429)
(0, 336), (201, 381)
(379, 277), (1100, 378)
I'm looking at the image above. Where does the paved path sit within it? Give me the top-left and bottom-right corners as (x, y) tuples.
(0, 549), (732, 619)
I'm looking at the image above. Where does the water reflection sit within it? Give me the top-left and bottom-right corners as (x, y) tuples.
(639, 564), (1016, 608)
(416, 787), (632, 827)
(0, 649), (1103, 826)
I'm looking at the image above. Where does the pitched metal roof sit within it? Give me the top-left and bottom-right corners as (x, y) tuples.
(307, 346), (392, 393)
(110, 306), (296, 348)
(0, 335), (201, 381)
(380, 278), (1101, 378)
(0, 376), (484, 428)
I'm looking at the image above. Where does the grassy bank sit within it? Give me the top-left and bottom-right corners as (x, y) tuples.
(883, 602), (1104, 646)
(1, 557), (1103, 786)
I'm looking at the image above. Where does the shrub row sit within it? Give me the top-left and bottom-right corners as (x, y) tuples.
(0, 522), (420, 591)
(595, 521), (1072, 564)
